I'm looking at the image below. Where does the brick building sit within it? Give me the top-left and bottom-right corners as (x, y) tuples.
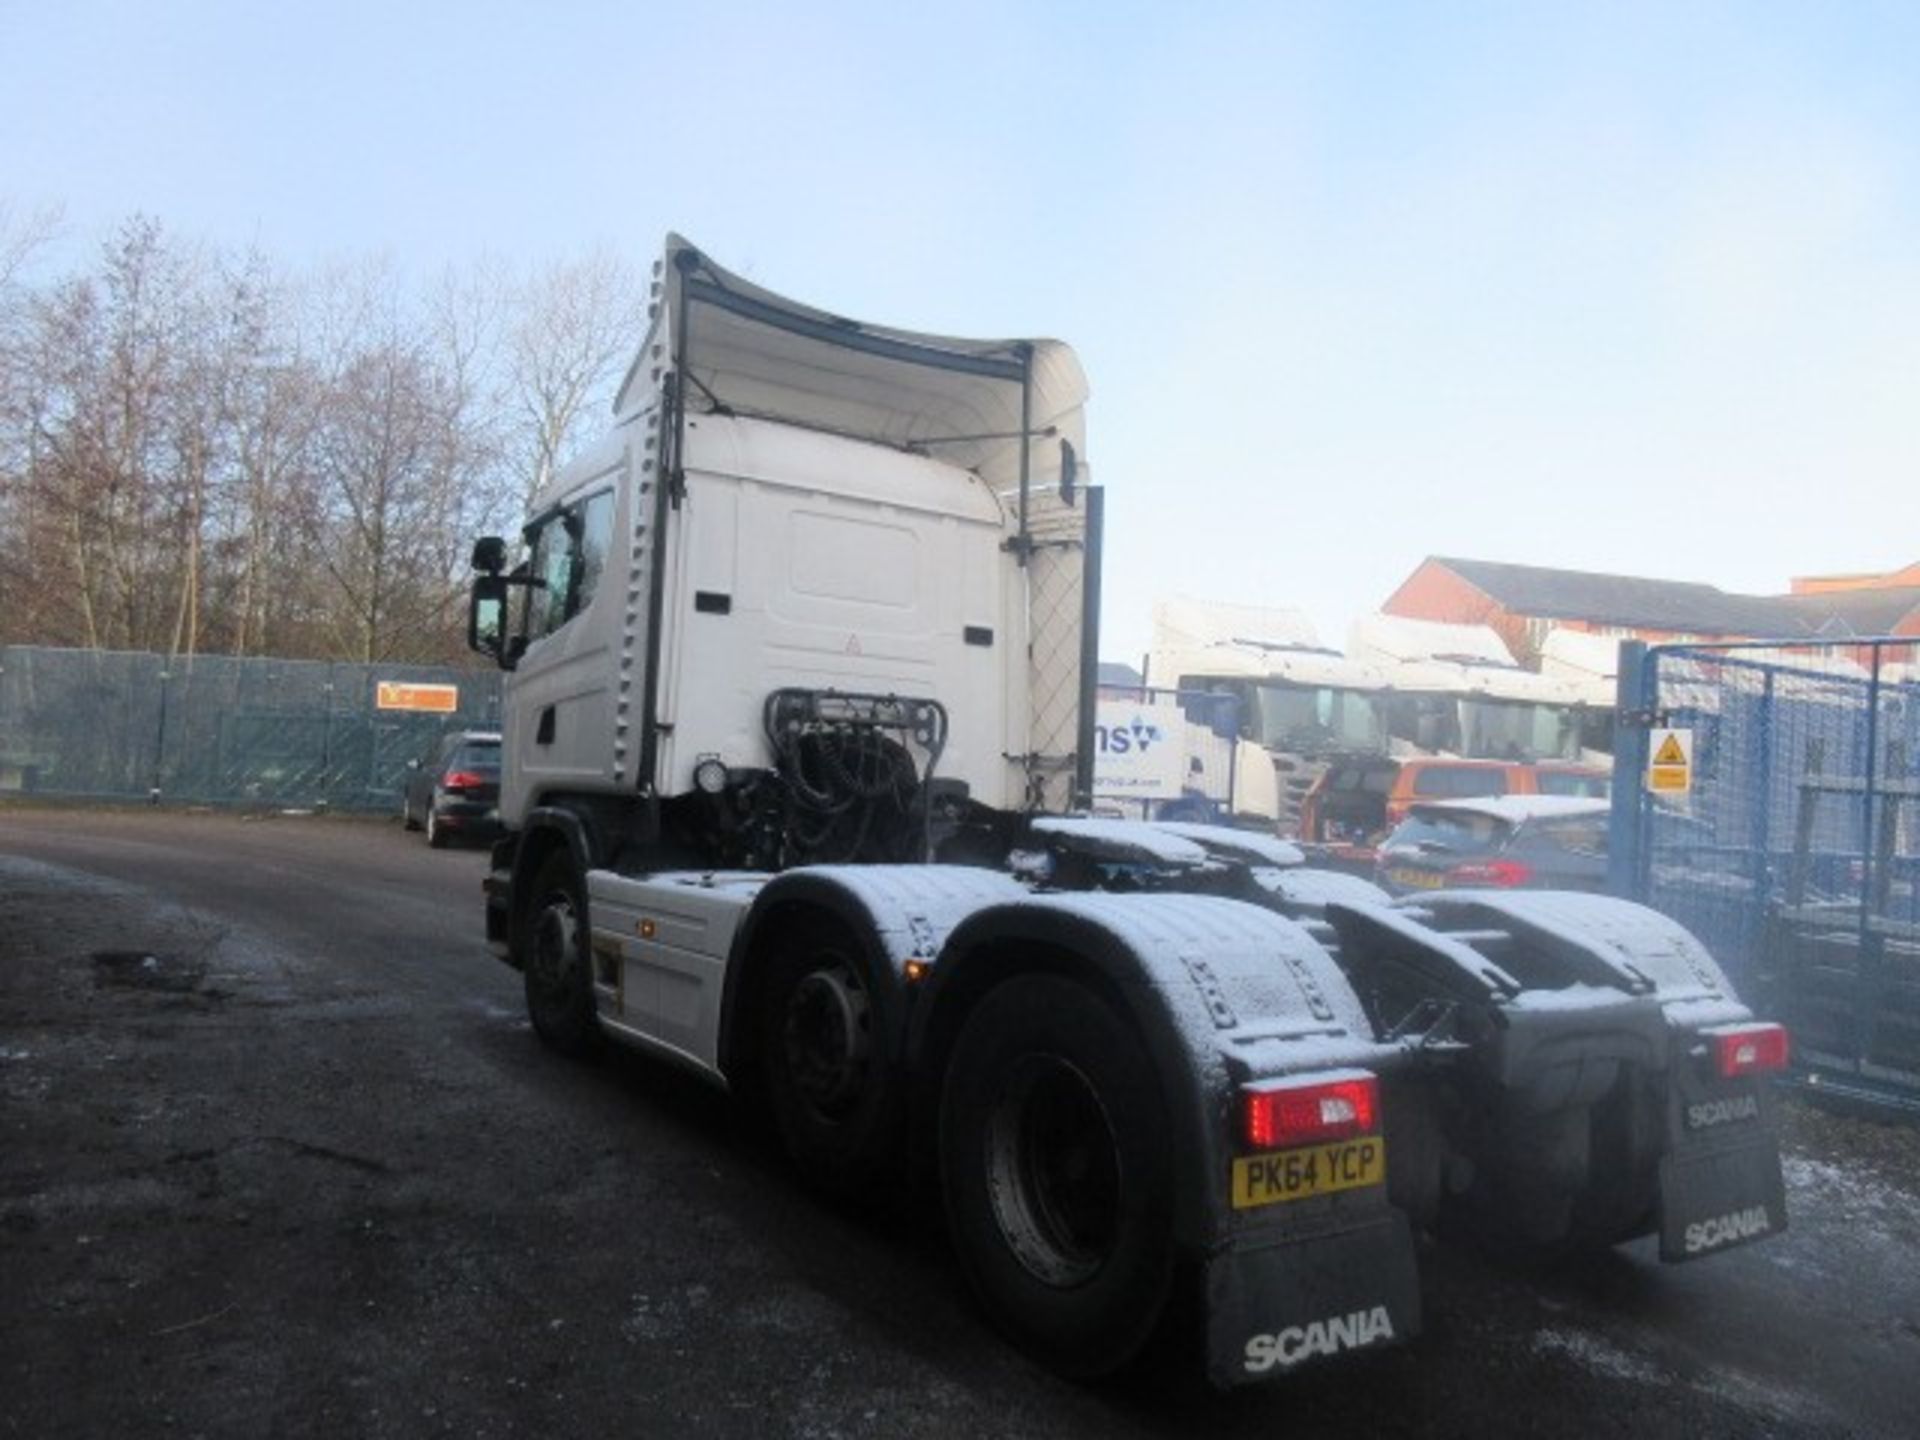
(1383, 556), (1920, 667)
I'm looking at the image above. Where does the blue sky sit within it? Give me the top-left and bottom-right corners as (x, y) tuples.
(6, 1), (1919, 662)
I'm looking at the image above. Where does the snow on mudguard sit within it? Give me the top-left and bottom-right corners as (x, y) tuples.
(1206, 1211), (1421, 1386)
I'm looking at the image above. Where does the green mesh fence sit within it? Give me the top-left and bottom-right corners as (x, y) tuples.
(0, 647), (502, 811)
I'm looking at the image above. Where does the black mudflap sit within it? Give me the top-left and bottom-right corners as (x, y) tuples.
(1204, 1212), (1421, 1387)
(1657, 1075), (1788, 1262)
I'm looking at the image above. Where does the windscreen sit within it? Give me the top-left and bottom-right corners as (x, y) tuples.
(1534, 769), (1608, 798)
(1255, 684), (1388, 753)
(452, 741), (501, 772)
(1386, 808), (1511, 855)
(1457, 700), (1581, 761)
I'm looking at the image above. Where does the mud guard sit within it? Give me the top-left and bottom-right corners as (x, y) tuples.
(1656, 1063), (1788, 1260)
(1207, 1211), (1421, 1387)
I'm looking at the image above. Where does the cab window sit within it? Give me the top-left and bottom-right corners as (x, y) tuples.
(522, 490), (614, 641)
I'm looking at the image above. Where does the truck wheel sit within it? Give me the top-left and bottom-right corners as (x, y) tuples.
(402, 795), (420, 831)
(760, 922), (902, 1196)
(426, 810), (447, 848)
(523, 850), (599, 1057)
(939, 974), (1175, 1378)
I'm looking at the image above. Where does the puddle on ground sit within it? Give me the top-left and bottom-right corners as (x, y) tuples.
(90, 951), (207, 994)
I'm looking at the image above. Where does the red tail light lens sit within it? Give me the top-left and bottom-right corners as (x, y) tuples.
(1707, 1023), (1790, 1077)
(1445, 858), (1533, 888)
(441, 770), (488, 791)
(1242, 1072), (1379, 1150)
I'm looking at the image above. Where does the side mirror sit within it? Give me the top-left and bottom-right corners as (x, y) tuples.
(407, 758), (421, 771)
(471, 536), (509, 575)
(469, 574), (512, 669)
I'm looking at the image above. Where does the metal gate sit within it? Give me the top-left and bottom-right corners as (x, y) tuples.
(1610, 638), (1920, 1111)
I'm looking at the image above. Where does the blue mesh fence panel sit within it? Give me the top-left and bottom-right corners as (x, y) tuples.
(0, 648), (167, 799)
(0, 646), (501, 811)
(1631, 640), (1920, 1105)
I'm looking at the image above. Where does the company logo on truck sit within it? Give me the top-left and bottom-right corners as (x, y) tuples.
(1242, 1305), (1395, 1372)
(1094, 713), (1164, 755)
(1686, 1094), (1760, 1130)
(1683, 1205), (1772, 1254)
(1092, 700), (1188, 800)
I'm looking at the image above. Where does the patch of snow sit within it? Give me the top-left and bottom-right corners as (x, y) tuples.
(1531, 1326), (1665, 1384)
(1029, 816), (1210, 864)
(620, 1284), (712, 1343)
(1256, 867), (1388, 911)
(1692, 1364), (1834, 1429)
(1148, 821), (1305, 868)
(1505, 982), (1648, 1014)
(1781, 1154), (1914, 1237)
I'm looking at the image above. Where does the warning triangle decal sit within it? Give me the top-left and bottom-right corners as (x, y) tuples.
(1654, 734), (1687, 766)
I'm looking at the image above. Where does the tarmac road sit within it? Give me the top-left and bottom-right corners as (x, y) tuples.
(2, 805), (1916, 1439)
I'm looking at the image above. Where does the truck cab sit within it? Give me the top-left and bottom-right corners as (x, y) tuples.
(1348, 612), (1588, 763)
(1146, 597), (1392, 833)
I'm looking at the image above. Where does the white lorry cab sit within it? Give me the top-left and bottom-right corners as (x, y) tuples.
(465, 237), (1790, 1387)
(1348, 613), (1590, 763)
(1146, 598), (1392, 832)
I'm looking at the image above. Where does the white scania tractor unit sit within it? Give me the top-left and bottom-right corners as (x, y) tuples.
(466, 237), (1790, 1387)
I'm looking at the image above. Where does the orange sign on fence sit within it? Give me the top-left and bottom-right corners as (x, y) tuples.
(376, 681), (459, 714)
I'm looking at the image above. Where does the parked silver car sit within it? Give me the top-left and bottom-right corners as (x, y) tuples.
(1375, 795), (1610, 895)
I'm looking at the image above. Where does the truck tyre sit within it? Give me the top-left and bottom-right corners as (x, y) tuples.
(402, 794), (420, 831)
(523, 850), (599, 1057)
(759, 920), (902, 1196)
(939, 974), (1175, 1378)
(426, 810), (447, 848)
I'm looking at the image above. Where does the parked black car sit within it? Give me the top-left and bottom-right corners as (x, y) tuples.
(402, 731), (502, 848)
(1375, 795), (1610, 895)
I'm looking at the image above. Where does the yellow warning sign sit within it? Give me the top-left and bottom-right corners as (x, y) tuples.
(1647, 727), (1692, 794)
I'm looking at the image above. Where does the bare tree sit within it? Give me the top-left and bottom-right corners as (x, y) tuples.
(0, 201), (61, 292)
(504, 249), (646, 508)
(0, 204), (65, 643)
(0, 209), (644, 664)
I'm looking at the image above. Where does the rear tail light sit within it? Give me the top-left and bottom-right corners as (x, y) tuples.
(1242, 1071), (1379, 1150)
(1705, 1023), (1790, 1077)
(442, 770), (488, 791)
(1445, 858), (1532, 888)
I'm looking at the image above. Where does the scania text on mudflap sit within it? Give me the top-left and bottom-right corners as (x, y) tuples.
(464, 236), (1789, 1387)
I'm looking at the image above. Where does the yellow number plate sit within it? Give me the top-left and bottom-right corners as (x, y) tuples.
(1389, 867), (1444, 890)
(1231, 1138), (1386, 1210)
